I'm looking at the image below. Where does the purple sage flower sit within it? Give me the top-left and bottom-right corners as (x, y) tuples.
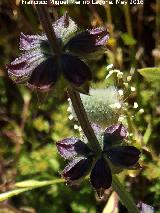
(56, 123), (140, 197)
(7, 13), (109, 92)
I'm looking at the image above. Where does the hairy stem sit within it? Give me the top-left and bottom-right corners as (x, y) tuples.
(35, 5), (61, 55)
(67, 87), (101, 153)
(112, 175), (139, 213)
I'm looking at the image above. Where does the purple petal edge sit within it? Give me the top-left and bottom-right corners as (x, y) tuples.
(56, 137), (91, 159)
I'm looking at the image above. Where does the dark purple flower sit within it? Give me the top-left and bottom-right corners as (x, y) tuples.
(103, 124), (140, 168)
(65, 28), (109, 57)
(56, 123), (140, 197)
(56, 137), (92, 159)
(90, 157), (112, 197)
(56, 138), (93, 183)
(103, 123), (127, 149)
(62, 157), (93, 182)
(7, 13), (109, 92)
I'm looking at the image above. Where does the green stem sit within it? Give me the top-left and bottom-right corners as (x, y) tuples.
(105, 4), (113, 37)
(112, 175), (140, 213)
(67, 87), (101, 153)
(35, 6), (139, 213)
(123, 2), (133, 37)
(123, 1), (136, 67)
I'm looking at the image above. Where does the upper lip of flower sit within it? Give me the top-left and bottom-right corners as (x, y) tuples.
(56, 123), (140, 197)
(7, 13), (109, 92)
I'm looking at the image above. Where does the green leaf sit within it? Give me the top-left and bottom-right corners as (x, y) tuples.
(15, 179), (64, 188)
(143, 123), (152, 145)
(0, 179), (64, 202)
(138, 67), (160, 82)
(0, 188), (30, 202)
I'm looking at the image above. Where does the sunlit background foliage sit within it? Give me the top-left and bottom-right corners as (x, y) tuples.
(0, 0), (160, 212)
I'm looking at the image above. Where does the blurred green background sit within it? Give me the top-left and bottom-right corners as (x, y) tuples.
(0, 0), (160, 212)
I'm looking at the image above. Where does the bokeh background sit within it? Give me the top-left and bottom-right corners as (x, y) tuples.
(0, 0), (160, 212)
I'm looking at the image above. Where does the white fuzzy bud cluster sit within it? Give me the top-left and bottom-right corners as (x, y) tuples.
(79, 86), (123, 127)
(68, 86), (123, 128)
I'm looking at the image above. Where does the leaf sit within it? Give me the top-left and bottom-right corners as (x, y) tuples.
(143, 123), (152, 145)
(0, 188), (30, 202)
(15, 179), (64, 188)
(138, 67), (160, 82)
(0, 179), (64, 202)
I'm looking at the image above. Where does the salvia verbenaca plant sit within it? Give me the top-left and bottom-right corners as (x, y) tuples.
(6, 6), (143, 213)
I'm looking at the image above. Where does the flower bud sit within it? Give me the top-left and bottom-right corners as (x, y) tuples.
(79, 87), (123, 127)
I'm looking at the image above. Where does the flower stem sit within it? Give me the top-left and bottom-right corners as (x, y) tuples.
(112, 175), (140, 213)
(67, 87), (101, 153)
(35, 5), (61, 55)
(123, 1), (136, 67)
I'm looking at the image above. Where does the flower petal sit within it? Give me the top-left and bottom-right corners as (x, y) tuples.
(20, 33), (44, 51)
(62, 157), (92, 181)
(7, 50), (45, 83)
(65, 27), (109, 56)
(103, 124), (128, 150)
(91, 123), (103, 135)
(106, 146), (140, 167)
(27, 57), (59, 91)
(61, 54), (92, 87)
(56, 138), (92, 159)
(137, 202), (154, 213)
(90, 157), (112, 198)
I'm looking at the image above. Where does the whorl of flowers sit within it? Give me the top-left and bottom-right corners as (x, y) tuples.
(7, 13), (109, 92)
(56, 123), (140, 197)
